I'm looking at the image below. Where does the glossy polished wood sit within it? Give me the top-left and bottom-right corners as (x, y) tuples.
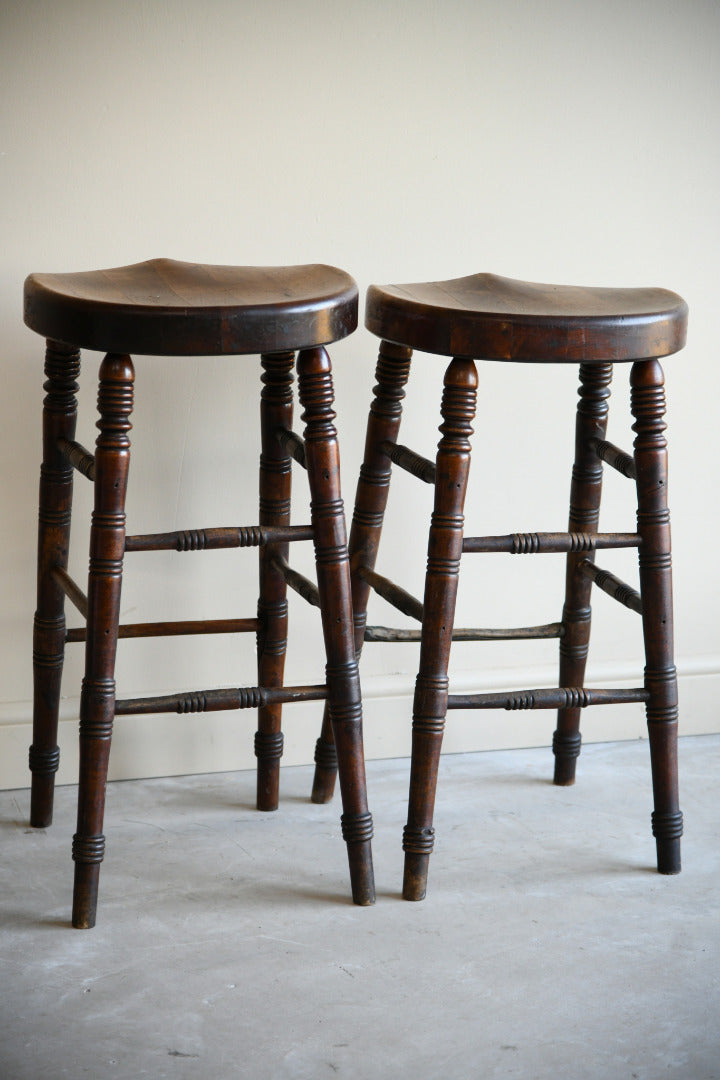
(366, 274), (688, 362)
(24, 259), (358, 356)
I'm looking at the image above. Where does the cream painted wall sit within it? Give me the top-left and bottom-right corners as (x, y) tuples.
(1, 0), (719, 789)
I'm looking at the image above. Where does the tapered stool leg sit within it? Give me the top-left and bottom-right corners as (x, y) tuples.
(631, 359), (682, 873)
(403, 357), (478, 901)
(553, 363), (613, 784)
(256, 352), (294, 811)
(72, 353), (134, 928)
(311, 341), (413, 804)
(31, 341), (81, 827)
(297, 346), (375, 905)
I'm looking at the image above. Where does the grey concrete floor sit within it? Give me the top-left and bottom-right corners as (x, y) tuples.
(2, 735), (719, 1080)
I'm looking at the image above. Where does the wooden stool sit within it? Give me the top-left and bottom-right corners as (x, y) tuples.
(24, 258), (375, 927)
(313, 272), (687, 900)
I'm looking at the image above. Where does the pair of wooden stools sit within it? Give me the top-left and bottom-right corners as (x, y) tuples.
(24, 259), (687, 926)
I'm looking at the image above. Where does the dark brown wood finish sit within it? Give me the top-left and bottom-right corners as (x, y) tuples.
(275, 427), (307, 468)
(30, 341), (81, 827)
(356, 566), (424, 623)
(297, 346), (375, 905)
(272, 554), (321, 609)
(24, 260), (358, 356)
(380, 440), (437, 484)
(347, 341), (414, 650)
(310, 340), (413, 804)
(366, 274), (688, 362)
(255, 352), (294, 811)
(50, 566), (88, 617)
(576, 559), (643, 614)
(123, 524), (315, 551)
(631, 359), (682, 873)
(403, 357), (478, 902)
(26, 259), (372, 925)
(590, 437), (636, 479)
(72, 353), (134, 928)
(66, 618), (259, 642)
(58, 437), (96, 480)
(462, 530), (639, 554)
(553, 364), (612, 785)
(114, 683), (328, 715)
(355, 272), (687, 897)
(447, 686), (648, 711)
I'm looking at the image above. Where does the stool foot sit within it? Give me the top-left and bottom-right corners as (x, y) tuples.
(310, 708), (338, 804)
(346, 839), (376, 906)
(255, 730), (284, 811)
(656, 835), (682, 875)
(72, 860), (101, 929)
(403, 822), (435, 901)
(342, 812), (375, 903)
(310, 766), (337, 804)
(29, 744), (61, 827)
(402, 852), (430, 902)
(552, 730), (582, 786)
(256, 778), (279, 812)
(552, 764), (577, 787)
(311, 770), (338, 806)
(29, 779), (56, 829)
(330, 705), (375, 905)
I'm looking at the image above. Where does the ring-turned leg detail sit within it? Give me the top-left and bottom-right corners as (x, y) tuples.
(553, 363), (613, 785)
(631, 358), (682, 874)
(311, 340), (413, 804)
(72, 353), (134, 928)
(31, 341), (81, 827)
(256, 352), (294, 811)
(403, 356), (478, 901)
(297, 346), (375, 905)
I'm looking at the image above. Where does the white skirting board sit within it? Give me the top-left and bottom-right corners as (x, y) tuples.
(0, 657), (717, 791)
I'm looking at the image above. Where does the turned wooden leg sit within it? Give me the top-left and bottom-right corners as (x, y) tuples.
(311, 341), (413, 804)
(631, 359), (682, 873)
(72, 354), (134, 928)
(403, 357), (477, 901)
(31, 341), (81, 827)
(297, 346), (375, 905)
(553, 363), (613, 785)
(256, 352), (294, 811)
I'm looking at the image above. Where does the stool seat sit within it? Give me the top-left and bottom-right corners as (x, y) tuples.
(24, 258), (358, 356)
(366, 273), (688, 362)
